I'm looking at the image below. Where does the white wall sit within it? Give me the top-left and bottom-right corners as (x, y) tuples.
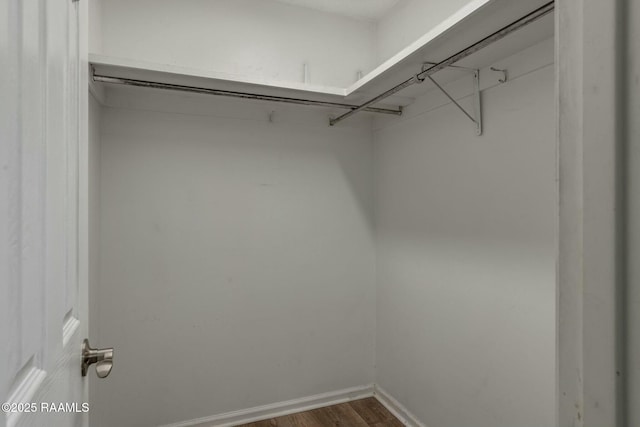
(373, 40), (556, 427)
(375, 0), (473, 64)
(92, 91), (376, 427)
(88, 0), (102, 53)
(96, 0), (376, 88)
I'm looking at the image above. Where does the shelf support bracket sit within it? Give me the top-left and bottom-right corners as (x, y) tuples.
(425, 70), (482, 136)
(473, 69), (482, 136)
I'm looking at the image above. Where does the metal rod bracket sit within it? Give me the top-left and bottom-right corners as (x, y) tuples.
(473, 70), (482, 136)
(490, 67), (508, 83)
(427, 71), (482, 136)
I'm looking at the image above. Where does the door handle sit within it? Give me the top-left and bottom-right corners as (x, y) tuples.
(82, 339), (114, 378)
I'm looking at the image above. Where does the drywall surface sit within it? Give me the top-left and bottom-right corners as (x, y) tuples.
(375, 0), (473, 64)
(94, 94), (376, 427)
(373, 46), (556, 426)
(97, 0), (376, 88)
(88, 0), (102, 53)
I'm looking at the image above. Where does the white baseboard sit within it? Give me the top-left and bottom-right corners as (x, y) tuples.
(158, 384), (374, 427)
(373, 385), (428, 427)
(158, 383), (428, 427)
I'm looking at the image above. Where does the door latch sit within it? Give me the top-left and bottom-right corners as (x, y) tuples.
(81, 339), (114, 378)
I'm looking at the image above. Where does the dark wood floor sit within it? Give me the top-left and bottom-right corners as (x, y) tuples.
(234, 397), (403, 427)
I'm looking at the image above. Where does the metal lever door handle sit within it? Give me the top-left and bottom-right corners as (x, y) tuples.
(82, 339), (114, 378)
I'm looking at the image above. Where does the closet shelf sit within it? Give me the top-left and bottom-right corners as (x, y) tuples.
(343, 0), (554, 104)
(90, 0), (553, 115)
(89, 54), (349, 98)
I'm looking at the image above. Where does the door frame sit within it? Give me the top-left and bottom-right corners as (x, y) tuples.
(555, 0), (628, 426)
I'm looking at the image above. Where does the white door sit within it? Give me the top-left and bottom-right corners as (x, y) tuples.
(1, 0), (95, 426)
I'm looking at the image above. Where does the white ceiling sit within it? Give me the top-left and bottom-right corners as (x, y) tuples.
(272, 0), (403, 21)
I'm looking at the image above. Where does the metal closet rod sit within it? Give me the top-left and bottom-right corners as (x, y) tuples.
(91, 75), (404, 116)
(329, 0), (555, 126)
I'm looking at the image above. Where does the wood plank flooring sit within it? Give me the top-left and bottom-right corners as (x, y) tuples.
(234, 397), (403, 427)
